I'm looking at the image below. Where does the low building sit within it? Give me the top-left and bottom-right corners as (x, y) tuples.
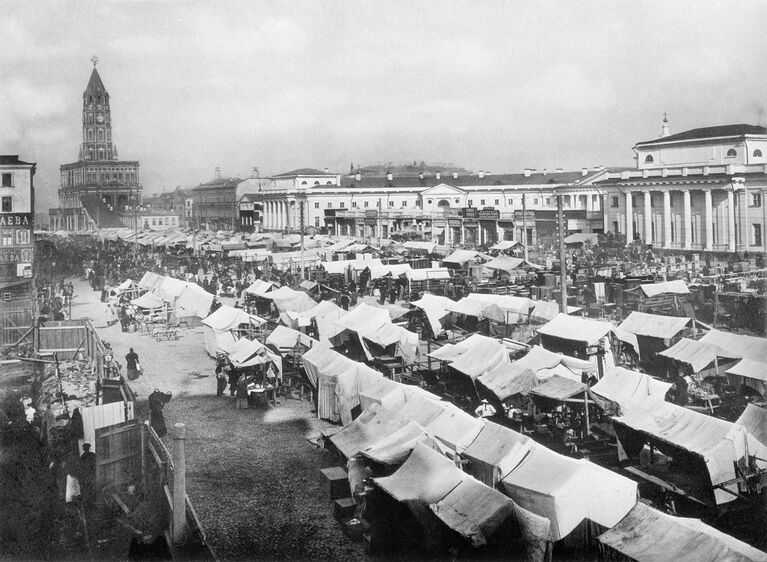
(240, 167), (609, 246)
(599, 119), (767, 253)
(142, 187), (192, 228)
(0, 155), (36, 345)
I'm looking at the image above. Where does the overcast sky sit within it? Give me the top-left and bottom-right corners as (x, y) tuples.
(4, 0), (767, 211)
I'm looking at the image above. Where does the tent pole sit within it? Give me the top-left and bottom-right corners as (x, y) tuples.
(584, 392), (590, 436)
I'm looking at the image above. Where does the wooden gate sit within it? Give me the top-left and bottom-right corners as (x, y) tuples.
(38, 321), (88, 354)
(95, 418), (142, 488)
(0, 298), (34, 347)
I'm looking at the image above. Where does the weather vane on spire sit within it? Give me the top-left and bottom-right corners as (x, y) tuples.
(91, 55), (99, 67)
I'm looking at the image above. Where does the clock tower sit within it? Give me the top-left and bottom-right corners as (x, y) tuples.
(79, 64), (118, 161)
(51, 58), (142, 231)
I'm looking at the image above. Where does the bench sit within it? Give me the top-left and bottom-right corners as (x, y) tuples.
(152, 328), (179, 341)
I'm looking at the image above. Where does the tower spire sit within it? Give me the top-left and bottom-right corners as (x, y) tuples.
(661, 112), (670, 137)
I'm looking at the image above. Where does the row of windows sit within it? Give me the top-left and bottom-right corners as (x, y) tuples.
(644, 149), (764, 164)
(309, 195), (596, 209)
(84, 129), (111, 142)
(0, 228), (30, 246)
(142, 216), (178, 227)
(301, 181), (334, 186)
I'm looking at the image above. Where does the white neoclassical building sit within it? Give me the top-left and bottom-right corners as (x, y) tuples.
(599, 121), (767, 253)
(238, 167), (610, 246)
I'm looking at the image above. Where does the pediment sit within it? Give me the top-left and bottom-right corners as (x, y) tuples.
(420, 183), (466, 196)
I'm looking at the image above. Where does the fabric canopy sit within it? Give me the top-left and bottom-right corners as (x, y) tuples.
(502, 441), (637, 541)
(477, 362), (538, 401)
(265, 325), (317, 350)
(618, 311), (691, 339)
(727, 358), (767, 383)
(590, 367), (672, 416)
(537, 314), (613, 346)
(443, 250), (489, 264)
(244, 279), (278, 297)
(405, 267), (452, 281)
(329, 404), (409, 459)
(423, 403), (485, 451)
(440, 334), (510, 380)
(131, 291), (164, 309)
(529, 375), (589, 401)
(564, 233), (598, 245)
(462, 422), (532, 487)
(465, 293), (535, 324)
(658, 337), (738, 373)
(409, 294), (454, 336)
(202, 305), (265, 331)
(361, 421), (433, 467)
(700, 329), (767, 362)
(489, 240), (523, 251)
(612, 400), (767, 504)
(483, 256), (527, 272)
(599, 502), (767, 562)
(635, 279), (690, 297)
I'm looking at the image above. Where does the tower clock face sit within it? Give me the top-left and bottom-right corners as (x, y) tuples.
(96, 114), (104, 124)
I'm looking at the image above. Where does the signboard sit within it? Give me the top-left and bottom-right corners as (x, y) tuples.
(0, 213), (33, 280)
(447, 218), (462, 228)
(478, 208), (500, 220)
(463, 218), (478, 226)
(365, 210), (378, 219)
(460, 207), (478, 218)
(364, 218), (378, 226)
(513, 210), (535, 220)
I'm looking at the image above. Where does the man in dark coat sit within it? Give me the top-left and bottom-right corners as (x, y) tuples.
(148, 389), (172, 437)
(79, 443), (97, 504)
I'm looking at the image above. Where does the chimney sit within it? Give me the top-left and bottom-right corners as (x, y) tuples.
(581, 168), (588, 176)
(355, 172), (361, 181)
(386, 171), (393, 181)
(661, 113), (670, 137)
(436, 171), (441, 180)
(214, 167), (221, 180)
(478, 171), (484, 179)
(523, 168), (532, 178)
(452, 171), (458, 179)
(324, 167), (329, 173)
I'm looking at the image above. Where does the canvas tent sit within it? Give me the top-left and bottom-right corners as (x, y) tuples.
(410, 294), (455, 336)
(462, 422), (532, 487)
(201, 305), (265, 356)
(598, 502), (767, 562)
(658, 337), (739, 374)
(590, 367), (672, 416)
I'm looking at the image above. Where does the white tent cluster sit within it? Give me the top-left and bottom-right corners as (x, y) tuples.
(135, 271), (214, 325)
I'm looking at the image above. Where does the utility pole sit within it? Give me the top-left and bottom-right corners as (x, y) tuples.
(377, 198), (382, 247)
(521, 193), (529, 262)
(299, 201), (305, 280)
(557, 192), (568, 314)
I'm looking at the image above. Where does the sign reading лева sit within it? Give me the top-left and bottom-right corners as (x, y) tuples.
(0, 213), (32, 227)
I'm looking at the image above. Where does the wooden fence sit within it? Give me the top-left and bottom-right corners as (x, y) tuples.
(38, 319), (113, 388)
(0, 297), (35, 348)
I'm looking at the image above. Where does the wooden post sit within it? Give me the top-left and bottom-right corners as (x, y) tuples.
(140, 422), (148, 491)
(172, 423), (188, 544)
(584, 392), (590, 436)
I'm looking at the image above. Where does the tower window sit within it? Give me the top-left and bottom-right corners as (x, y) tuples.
(1, 173), (12, 187)
(644, 154), (654, 163)
(754, 149), (763, 158)
(314, 202), (319, 208)
(726, 148), (737, 157)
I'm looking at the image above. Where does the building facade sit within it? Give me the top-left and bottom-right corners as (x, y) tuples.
(240, 168), (609, 246)
(190, 168), (242, 231)
(142, 187), (192, 228)
(0, 155), (36, 346)
(50, 64), (142, 231)
(599, 122), (767, 253)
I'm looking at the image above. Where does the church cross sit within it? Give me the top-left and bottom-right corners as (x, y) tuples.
(91, 55), (99, 67)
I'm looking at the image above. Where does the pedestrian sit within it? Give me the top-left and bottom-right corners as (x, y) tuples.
(79, 443), (97, 504)
(474, 399), (496, 419)
(125, 348), (140, 380)
(215, 363), (227, 397)
(148, 389), (172, 437)
(228, 362), (239, 397)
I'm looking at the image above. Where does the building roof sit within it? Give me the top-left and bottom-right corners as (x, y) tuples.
(636, 124), (767, 147)
(339, 169), (603, 189)
(80, 194), (125, 228)
(84, 68), (107, 96)
(0, 155), (35, 166)
(192, 177), (242, 190)
(272, 168), (335, 178)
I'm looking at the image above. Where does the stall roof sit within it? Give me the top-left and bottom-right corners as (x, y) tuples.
(489, 240), (523, 251)
(658, 338), (739, 373)
(598, 502), (767, 562)
(424, 404), (486, 451)
(405, 267), (452, 281)
(563, 233), (598, 245)
(726, 358), (767, 383)
(403, 241), (436, 253)
(409, 294), (454, 336)
(443, 249), (491, 264)
(632, 279), (690, 297)
(612, 400), (767, 504)
(244, 279), (278, 297)
(361, 421), (432, 467)
(202, 305), (265, 330)
(537, 314), (613, 346)
(618, 311), (692, 339)
(736, 404), (767, 449)
(442, 334), (511, 380)
(700, 329), (767, 362)
(265, 325), (316, 350)
(529, 375), (589, 401)
(462, 422), (532, 481)
(445, 297), (492, 318)
(477, 362), (538, 401)
(329, 404), (409, 459)
(374, 442), (464, 504)
(590, 367), (672, 416)
(482, 256), (527, 272)
(530, 300), (581, 323)
(131, 291), (164, 309)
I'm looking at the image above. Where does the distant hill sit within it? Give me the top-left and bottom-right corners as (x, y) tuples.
(355, 161), (472, 176)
